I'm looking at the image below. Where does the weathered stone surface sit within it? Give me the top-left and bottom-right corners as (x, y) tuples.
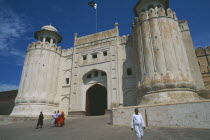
(140, 90), (201, 105)
(75, 28), (118, 46)
(112, 100), (210, 129)
(179, 20), (205, 90)
(11, 23), (138, 117)
(195, 47), (210, 90)
(9, 0), (207, 118)
(133, 2), (200, 105)
(197, 90), (210, 99)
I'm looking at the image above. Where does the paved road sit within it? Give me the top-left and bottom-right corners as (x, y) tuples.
(0, 115), (209, 140)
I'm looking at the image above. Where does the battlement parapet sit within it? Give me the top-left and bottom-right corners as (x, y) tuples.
(134, 17), (140, 25)
(74, 28), (118, 46)
(61, 48), (74, 57)
(132, 17), (140, 29)
(195, 46), (210, 57)
(195, 46), (210, 90)
(179, 20), (190, 31)
(206, 46), (210, 55)
(27, 41), (62, 55)
(179, 20), (187, 24)
(134, 8), (178, 25)
(120, 35), (132, 45)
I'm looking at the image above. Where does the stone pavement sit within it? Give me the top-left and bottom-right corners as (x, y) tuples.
(0, 115), (209, 140)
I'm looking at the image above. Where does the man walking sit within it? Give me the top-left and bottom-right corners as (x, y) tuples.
(36, 112), (44, 129)
(131, 108), (145, 140)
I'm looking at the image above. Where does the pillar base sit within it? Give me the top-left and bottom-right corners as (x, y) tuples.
(139, 89), (202, 105)
(10, 103), (58, 117)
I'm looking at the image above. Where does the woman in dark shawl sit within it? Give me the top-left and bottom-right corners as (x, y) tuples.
(36, 112), (44, 129)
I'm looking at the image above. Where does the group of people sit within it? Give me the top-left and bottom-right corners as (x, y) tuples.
(51, 110), (65, 127)
(36, 110), (65, 129)
(36, 108), (145, 140)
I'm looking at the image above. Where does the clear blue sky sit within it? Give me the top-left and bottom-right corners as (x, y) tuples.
(0, 0), (210, 91)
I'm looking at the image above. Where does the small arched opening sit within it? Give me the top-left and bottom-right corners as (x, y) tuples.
(46, 37), (51, 43)
(148, 5), (155, 10)
(53, 39), (56, 44)
(40, 37), (43, 42)
(86, 84), (107, 116)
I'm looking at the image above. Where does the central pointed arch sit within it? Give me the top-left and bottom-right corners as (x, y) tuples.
(86, 84), (107, 116)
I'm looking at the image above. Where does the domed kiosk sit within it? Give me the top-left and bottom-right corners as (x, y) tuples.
(34, 25), (62, 44)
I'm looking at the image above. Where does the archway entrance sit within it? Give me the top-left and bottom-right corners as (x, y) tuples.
(86, 84), (107, 116)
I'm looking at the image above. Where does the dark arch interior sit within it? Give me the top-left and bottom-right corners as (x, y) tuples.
(40, 37), (43, 41)
(53, 39), (56, 44)
(86, 84), (107, 116)
(46, 37), (51, 43)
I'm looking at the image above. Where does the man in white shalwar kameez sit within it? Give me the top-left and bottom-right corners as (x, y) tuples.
(131, 108), (145, 140)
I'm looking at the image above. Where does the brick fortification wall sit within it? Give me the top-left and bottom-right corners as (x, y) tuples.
(195, 47), (210, 90)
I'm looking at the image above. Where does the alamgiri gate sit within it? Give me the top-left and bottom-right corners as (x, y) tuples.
(10, 0), (210, 128)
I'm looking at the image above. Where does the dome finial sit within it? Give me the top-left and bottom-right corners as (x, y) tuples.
(41, 25), (58, 33)
(115, 22), (119, 28)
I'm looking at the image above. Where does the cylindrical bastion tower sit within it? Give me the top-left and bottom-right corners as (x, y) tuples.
(10, 25), (62, 117)
(133, 0), (201, 105)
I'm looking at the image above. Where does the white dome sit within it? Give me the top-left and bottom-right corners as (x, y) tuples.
(41, 25), (58, 33)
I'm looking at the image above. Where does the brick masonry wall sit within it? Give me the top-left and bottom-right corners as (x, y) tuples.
(195, 47), (210, 90)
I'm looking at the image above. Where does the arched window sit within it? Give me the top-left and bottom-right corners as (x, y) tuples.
(127, 68), (133, 76)
(40, 37), (43, 41)
(87, 74), (92, 78)
(46, 37), (51, 43)
(94, 71), (98, 77)
(101, 72), (106, 76)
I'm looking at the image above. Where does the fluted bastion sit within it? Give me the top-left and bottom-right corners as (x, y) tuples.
(132, 7), (201, 105)
(11, 41), (62, 116)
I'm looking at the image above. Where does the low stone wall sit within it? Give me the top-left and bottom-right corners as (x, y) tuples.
(111, 100), (210, 129)
(0, 116), (37, 125)
(0, 115), (52, 125)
